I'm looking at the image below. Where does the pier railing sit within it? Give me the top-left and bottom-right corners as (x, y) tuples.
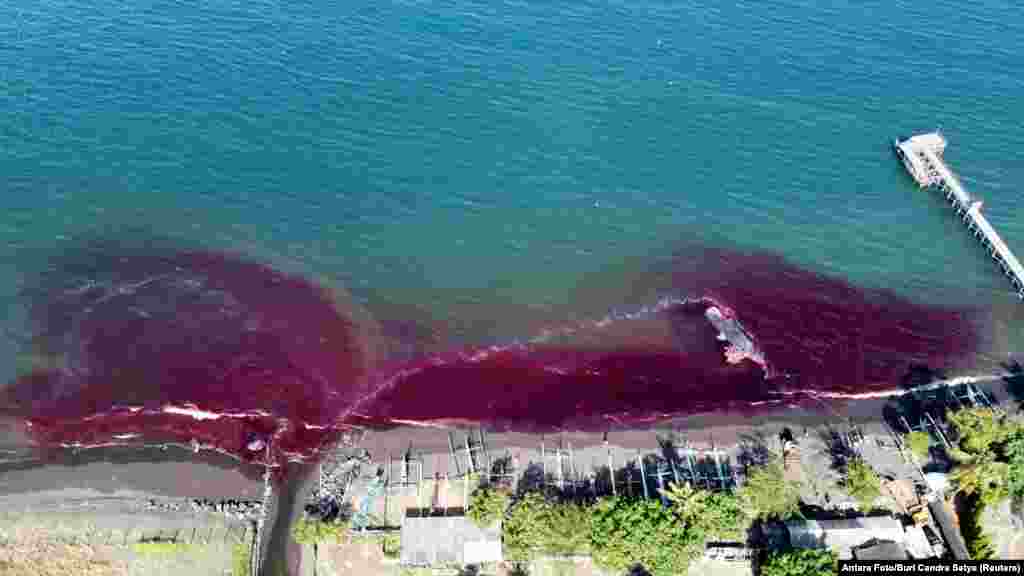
(897, 133), (1024, 299)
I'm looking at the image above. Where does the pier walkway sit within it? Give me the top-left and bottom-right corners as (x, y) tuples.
(894, 132), (1024, 299)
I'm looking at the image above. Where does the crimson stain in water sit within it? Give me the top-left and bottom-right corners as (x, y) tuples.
(349, 247), (981, 430)
(1, 242), (980, 464)
(2, 247), (373, 467)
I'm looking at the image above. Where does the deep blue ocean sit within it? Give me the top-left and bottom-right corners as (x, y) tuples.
(3, 0), (1024, 380)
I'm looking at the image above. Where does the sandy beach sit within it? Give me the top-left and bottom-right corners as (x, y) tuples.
(1, 373), (1018, 502)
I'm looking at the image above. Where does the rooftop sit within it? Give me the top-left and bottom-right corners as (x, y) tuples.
(786, 516), (906, 559)
(400, 514), (502, 566)
(853, 541), (909, 561)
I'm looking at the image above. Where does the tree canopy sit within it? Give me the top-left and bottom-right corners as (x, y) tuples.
(503, 482), (749, 575)
(905, 431), (931, 460)
(760, 548), (837, 576)
(502, 492), (591, 561)
(589, 496), (701, 576)
(945, 407), (1022, 505)
(467, 484), (511, 527)
(661, 481), (748, 541)
(844, 458), (882, 511)
(947, 408), (1012, 456)
(736, 460), (802, 520)
(1006, 428), (1024, 508)
(959, 493), (996, 560)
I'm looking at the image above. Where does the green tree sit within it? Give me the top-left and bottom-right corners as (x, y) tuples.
(949, 452), (1010, 505)
(905, 431), (931, 460)
(661, 482), (748, 540)
(737, 460), (802, 520)
(467, 484), (511, 527)
(947, 408), (1011, 456)
(1006, 429), (1024, 507)
(959, 493), (996, 560)
(844, 458), (882, 511)
(760, 548), (836, 576)
(944, 407), (1023, 506)
(1007, 426), (1024, 502)
(589, 497), (701, 576)
(502, 492), (591, 561)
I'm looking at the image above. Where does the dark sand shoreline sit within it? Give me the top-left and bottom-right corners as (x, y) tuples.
(0, 374), (1017, 502)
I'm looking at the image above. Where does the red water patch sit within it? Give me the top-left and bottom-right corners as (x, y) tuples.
(346, 247), (981, 429)
(664, 246), (979, 394)
(348, 348), (774, 432)
(2, 247), (373, 467)
(1, 241), (981, 464)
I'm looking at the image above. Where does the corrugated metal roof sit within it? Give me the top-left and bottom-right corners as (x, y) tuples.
(786, 517), (905, 559)
(400, 515), (502, 566)
(853, 542), (908, 561)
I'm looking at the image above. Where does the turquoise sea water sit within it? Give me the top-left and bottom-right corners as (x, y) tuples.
(2, 0), (1024, 374)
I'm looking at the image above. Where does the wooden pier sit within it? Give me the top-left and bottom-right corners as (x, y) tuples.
(894, 132), (1024, 299)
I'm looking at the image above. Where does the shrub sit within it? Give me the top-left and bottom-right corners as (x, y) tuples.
(737, 460), (802, 520)
(661, 481), (748, 540)
(467, 484), (511, 527)
(950, 452), (1010, 505)
(905, 431), (931, 460)
(503, 492), (591, 561)
(947, 408), (1011, 456)
(504, 483), (749, 575)
(589, 496), (702, 576)
(760, 548), (837, 576)
(844, 458), (882, 511)
(291, 516), (350, 546)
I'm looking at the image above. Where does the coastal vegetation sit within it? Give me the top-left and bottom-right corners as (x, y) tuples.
(661, 481), (748, 541)
(905, 431), (931, 460)
(736, 459), (802, 520)
(759, 548), (837, 576)
(500, 482), (748, 576)
(589, 496), (700, 576)
(947, 408), (1022, 505)
(958, 493), (996, 560)
(945, 407), (1024, 558)
(843, 458), (882, 511)
(467, 484), (511, 527)
(503, 492), (591, 561)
